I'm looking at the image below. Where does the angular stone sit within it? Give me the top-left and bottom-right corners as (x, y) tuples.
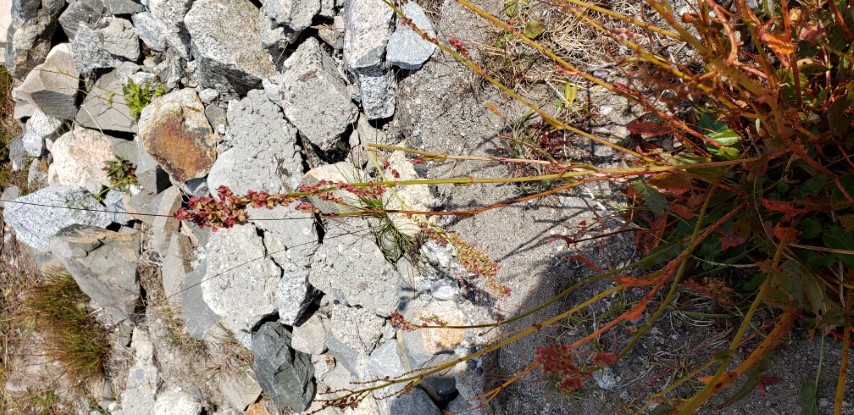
(49, 225), (140, 324)
(218, 371), (262, 411)
(343, 0), (394, 72)
(5, 0), (64, 77)
(71, 23), (118, 75)
(326, 303), (385, 377)
(21, 109), (63, 157)
(0, 186), (21, 208)
(251, 322), (315, 412)
(103, 188), (132, 225)
(7, 135), (25, 171)
(354, 68), (395, 120)
(27, 158), (49, 189)
(162, 234), (192, 307)
(291, 313), (329, 355)
(114, 328), (159, 415)
(388, 388), (441, 415)
(15, 43), (80, 120)
(152, 390), (202, 415)
(249, 204), (319, 326)
(202, 225), (281, 345)
(76, 70), (137, 133)
(98, 17), (140, 61)
(309, 218), (401, 316)
(2, 186), (113, 252)
(71, 18), (140, 75)
(100, 0), (144, 15)
(207, 90), (302, 195)
(446, 395), (483, 415)
(58, 0), (104, 39)
(47, 127), (117, 193)
(150, 185), (182, 256)
(131, 136), (171, 193)
(131, 12), (167, 52)
(184, 0), (277, 94)
(271, 37), (357, 151)
(259, 0), (320, 50)
(408, 300), (467, 356)
(138, 89), (217, 183)
(386, 2), (436, 70)
(147, 0), (194, 58)
(180, 260), (222, 340)
(367, 340), (406, 392)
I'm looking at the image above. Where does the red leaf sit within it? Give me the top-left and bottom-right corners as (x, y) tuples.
(648, 172), (693, 195)
(720, 228), (748, 250)
(762, 198), (808, 217)
(627, 119), (674, 138)
(672, 204), (696, 219)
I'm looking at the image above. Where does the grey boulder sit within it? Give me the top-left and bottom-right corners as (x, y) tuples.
(259, 0), (320, 50)
(100, 0), (145, 15)
(354, 68), (395, 120)
(207, 89), (303, 195)
(5, 0), (65, 77)
(386, 2), (436, 70)
(49, 225), (141, 325)
(58, 0), (104, 39)
(2, 186), (113, 252)
(309, 218), (401, 316)
(271, 37), (357, 151)
(201, 225), (281, 345)
(21, 109), (63, 157)
(180, 260), (223, 340)
(76, 70), (137, 133)
(147, 0), (194, 58)
(185, 0), (277, 94)
(131, 12), (168, 52)
(389, 388), (441, 415)
(71, 18), (140, 75)
(343, 0), (394, 72)
(251, 322), (315, 412)
(15, 43), (80, 120)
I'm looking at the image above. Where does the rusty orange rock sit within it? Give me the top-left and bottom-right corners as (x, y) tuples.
(139, 89), (217, 183)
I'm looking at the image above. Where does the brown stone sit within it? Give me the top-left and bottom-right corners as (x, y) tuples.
(139, 89), (217, 183)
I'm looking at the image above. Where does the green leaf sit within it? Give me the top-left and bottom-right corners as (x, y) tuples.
(708, 129), (740, 147)
(799, 379), (818, 415)
(709, 146), (741, 161)
(632, 180), (669, 216)
(563, 82), (577, 107)
(801, 217), (822, 239)
(505, 0), (528, 17)
(523, 20), (545, 39)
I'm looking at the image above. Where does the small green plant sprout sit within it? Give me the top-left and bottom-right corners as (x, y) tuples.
(122, 78), (164, 119)
(102, 156), (139, 194)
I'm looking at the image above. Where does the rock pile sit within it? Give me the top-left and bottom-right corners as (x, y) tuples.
(2, 0), (485, 413)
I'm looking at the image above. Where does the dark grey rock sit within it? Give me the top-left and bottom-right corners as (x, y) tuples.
(389, 388), (441, 415)
(251, 322), (315, 412)
(270, 37), (357, 151)
(49, 225), (140, 325)
(386, 1), (436, 70)
(162, 234), (192, 307)
(58, 0), (105, 39)
(446, 395), (483, 415)
(5, 0), (65, 77)
(184, 0), (277, 94)
(2, 185), (113, 252)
